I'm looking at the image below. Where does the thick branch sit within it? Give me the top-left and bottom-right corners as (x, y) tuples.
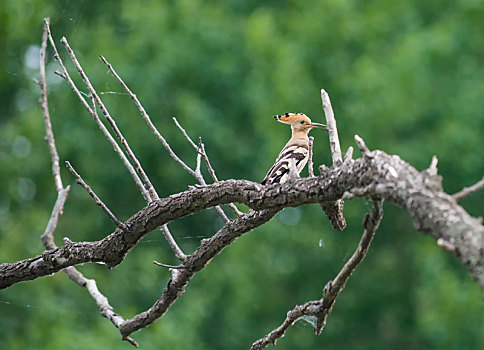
(2, 149), (483, 291)
(119, 208), (279, 339)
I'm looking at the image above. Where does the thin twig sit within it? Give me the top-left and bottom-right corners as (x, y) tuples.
(196, 138), (203, 175)
(199, 140), (240, 220)
(251, 199), (384, 350)
(66, 161), (126, 229)
(44, 21), (94, 115)
(39, 18), (63, 193)
(45, 22), (151, 203)
(160, 224), (187, 261)
(173, 117), (198, 150)
(172, 116), (243, 217)
(95, 94), (154, 202)
(195, 138), (230, 222)
(99, 55), (197, 178)
(437, 238), (456, 252)
(427, 155), (439, 176)
(453, 176), (484, 201)
(174, 116), (243, 217)
(63, 267), (138, 347)
(54, 70), (67, 80)
(308, 136), (315, 177)
(200, 143), (218, 181)
(153, 261), (186, 269)
(200, 138), (244, 217)
(354, 134), (371, 157)
(41, 187), (70, 249)
(96, 58), (188, 260)
(61, 38), (159, 202)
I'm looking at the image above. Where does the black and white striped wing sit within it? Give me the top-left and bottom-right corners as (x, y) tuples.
(262, 143), (309, 185)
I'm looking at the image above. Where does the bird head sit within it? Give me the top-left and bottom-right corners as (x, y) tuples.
(273, 113), (327, 132)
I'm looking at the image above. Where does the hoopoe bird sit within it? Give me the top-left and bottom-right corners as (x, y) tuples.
(262, 113), (327, 185)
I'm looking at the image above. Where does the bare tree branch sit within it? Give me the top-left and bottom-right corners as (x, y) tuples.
(45, 22), (152, 203)
(153, 261), (186, 269)
(92, 95), (186, 260)
(172, 116), (243, 218)
(40, 187), (70, 249)
(354, 134), (371, 156)
(99, 56), (197, 178)
(319, 89), (346, 231)
(197, 137), (230, 223)
(48, 31), (185, 260)
(3, 148), (483, 292)
(36, 19), (138, 347)
(453, 176), (484, 201)
(160, 224), (187, 261)
(251, 199), (383, 350)
(172, 116), (199, 150)
(62, 266), (138, 347)
(320, 89), (343, 167)
(172, 117), (243, 217)
(65, 161), (126, 229)
(200, 141), (245, 218)
(39, 18), (63, 193)
(90, 94), (186, 260)
(61, 38), (159, 202)
(119, 208), (279, 340)
(99, 54), (232, 245)
(39, 17), (73, 250)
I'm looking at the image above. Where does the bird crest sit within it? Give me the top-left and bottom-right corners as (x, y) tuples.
(274, 112), (312, 125)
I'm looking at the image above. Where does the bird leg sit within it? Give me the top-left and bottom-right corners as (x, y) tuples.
(287, 158), (300, 181)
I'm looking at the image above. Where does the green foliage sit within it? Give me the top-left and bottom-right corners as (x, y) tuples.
(1, 0), (483, 349)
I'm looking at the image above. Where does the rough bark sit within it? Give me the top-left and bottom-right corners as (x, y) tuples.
(2, 150), (483, 291)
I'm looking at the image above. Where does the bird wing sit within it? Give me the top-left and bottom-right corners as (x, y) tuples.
(262, 141), (309, 185)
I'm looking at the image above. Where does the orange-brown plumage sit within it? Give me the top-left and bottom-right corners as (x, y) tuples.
(262, 113), (326, 185)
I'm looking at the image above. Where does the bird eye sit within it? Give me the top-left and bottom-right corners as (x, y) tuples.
(300, 121), (305, 124)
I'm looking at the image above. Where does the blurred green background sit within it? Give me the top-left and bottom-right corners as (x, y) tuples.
(1, 0), (484, 349)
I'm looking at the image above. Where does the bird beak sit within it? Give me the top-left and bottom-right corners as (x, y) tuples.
(310, 122), (328, 131)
